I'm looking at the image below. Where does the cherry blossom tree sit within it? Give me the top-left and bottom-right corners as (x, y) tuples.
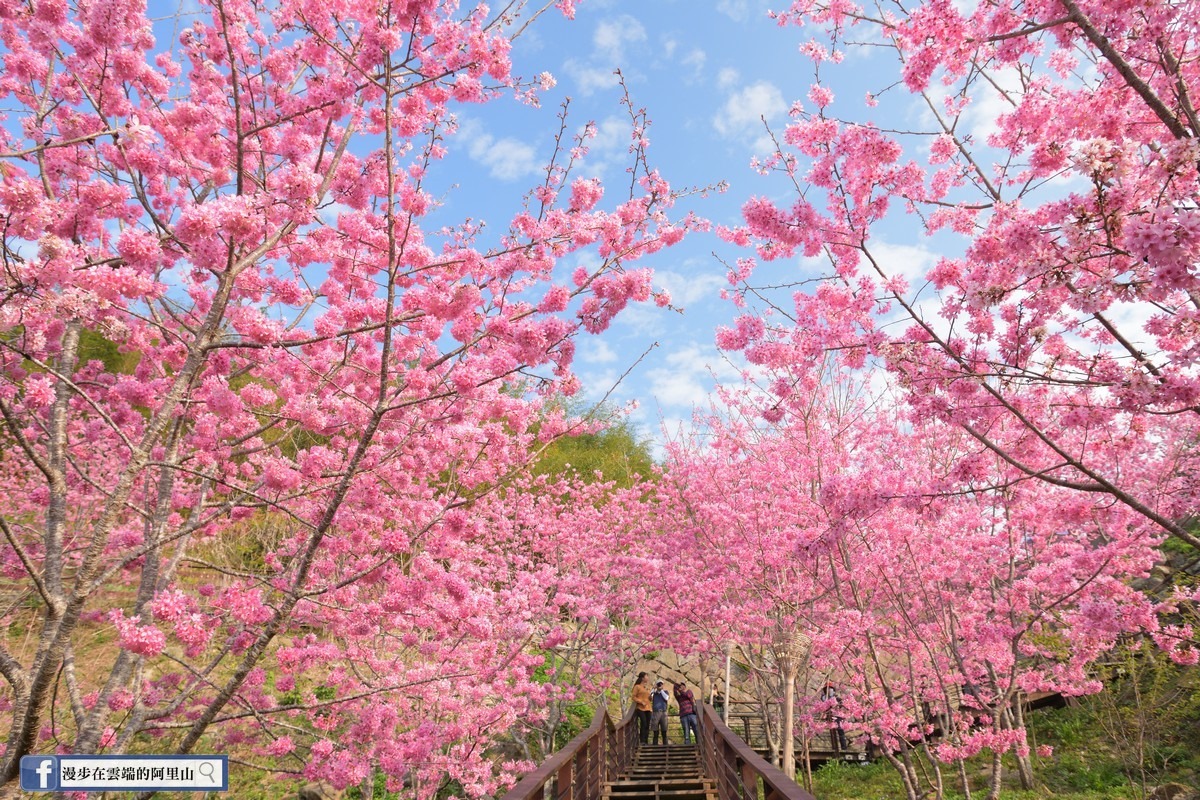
(0, 0), (700, 795)
(812, 416), (1162, 800)
(650, 371), (863, 777)
(719, 0), (1200, 556)
(656, 362), (1169, 800)
(709, 5), (1200, 770)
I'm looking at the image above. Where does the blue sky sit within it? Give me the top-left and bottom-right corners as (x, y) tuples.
(445, 0), (1121, 450)
(439, 0), (862, 444)
(60, 0), (857, 447)
(146, 0), (1015, 446)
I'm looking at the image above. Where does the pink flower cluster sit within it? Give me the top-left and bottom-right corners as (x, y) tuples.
(108, 610), (167, 657)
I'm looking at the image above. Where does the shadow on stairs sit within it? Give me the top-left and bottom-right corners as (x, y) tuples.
(603, 744), (718, 800)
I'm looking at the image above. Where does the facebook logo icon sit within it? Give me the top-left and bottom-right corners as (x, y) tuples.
(19, 756), (59, 791)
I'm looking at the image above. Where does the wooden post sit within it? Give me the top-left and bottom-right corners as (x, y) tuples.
(741, 760), (759, 800)
(556, 761), (573, 800)
(583, 738), (596, 800)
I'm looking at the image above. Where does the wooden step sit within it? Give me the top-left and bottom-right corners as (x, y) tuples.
(602, 789), (717, 800)
(612, 743), (714, 800)
(631, 762), (702, 771)
(601, 791), (717, 800)
(606, 780), (712, 791)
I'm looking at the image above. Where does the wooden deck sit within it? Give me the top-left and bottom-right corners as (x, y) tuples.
(720, 691), (1065, 766)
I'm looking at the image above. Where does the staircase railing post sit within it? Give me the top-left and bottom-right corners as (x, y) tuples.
(699, 702), (817, 800)
(740, 760), (758, 800)
(583, 734), (596, 800)
(598, 717), (609, 796)
(556, 759), (572, 800)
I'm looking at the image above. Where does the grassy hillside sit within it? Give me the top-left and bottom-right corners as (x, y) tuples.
(811, 677), (1200, 800)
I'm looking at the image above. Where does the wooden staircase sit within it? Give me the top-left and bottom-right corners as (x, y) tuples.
(602, 744), (717, 800)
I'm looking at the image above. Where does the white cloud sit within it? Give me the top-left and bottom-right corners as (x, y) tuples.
(564, 13), (647, 95)
(716, 0), (753, 21)
(563, 60), (621, 95)
(654, 268), (726, 308)
(714, 0), (774, 21)
(963, 86), (1014, 145)
(682, 49), (708, 78)
(869, 240), (939, 290)
(1097, 299), (1155, 350)
(589, 116), (626, 153)
(712, 79), (787, 153)
(571, 115), (629, 180)
(860, 239), (952, 342)
(578, 367), (623, 405)
(615, 302), (667, 336)
(582, 338), (619, 364)
(593, 15), (646, 61)
(458, 119), (540, 182)
(921, 65), (1023, 144)
(645, 344), (743, 410)
(716, 67), (740, 90)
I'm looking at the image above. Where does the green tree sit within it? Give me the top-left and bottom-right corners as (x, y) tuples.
(532, 404), (656, 488)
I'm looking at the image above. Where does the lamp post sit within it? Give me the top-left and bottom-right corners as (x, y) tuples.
(779, 631), (812, 780)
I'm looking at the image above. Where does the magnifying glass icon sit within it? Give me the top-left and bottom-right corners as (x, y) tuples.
(198, 762), (217, 784)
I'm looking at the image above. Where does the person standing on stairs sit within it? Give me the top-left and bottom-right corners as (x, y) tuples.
(632, 672), (652, 744)
(649, 680), (671, 745)
(674, 681), (699, 745)
(821, 683), (849, 752)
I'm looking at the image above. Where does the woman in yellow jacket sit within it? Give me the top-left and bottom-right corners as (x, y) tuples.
(631, 672), (652, 744)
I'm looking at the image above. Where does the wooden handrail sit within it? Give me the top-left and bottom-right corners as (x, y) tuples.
(499, 705), (637, 800)
(699, 703), (819, 800)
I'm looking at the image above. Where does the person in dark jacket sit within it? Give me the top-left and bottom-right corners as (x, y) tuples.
(821, 683), (848, 751)
(674, 681), (699, 744)
(650, 681), (671, 744)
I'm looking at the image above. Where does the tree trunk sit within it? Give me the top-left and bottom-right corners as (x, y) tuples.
(957, 758), (973, 800)
(881, 747), (921, 800)
(800, 722), (814, 793)
(987, 749), (1003, 800)
(1008, 700), (1035, 790)
(782, 663), (797, 779)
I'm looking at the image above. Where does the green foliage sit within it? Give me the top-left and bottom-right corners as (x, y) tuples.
(554, 698), (595, 750)
(1042, 746), (1131, 794)
(345, 768), (399, 799)
(811, 758), (906, 800)
(197, 511), (291, 574)
(436, 779), (466, 800)
(1161, 536), (1198, 558)
(1029, 704), (1091, 748)
(531, 654), (595, 752)
(276, 674), (303, 706)
(1024, 629), (1071, 661)
(812, 644), (1199, 800)
(1082, 642), (1200, 788)
(810, 746), (1138, 800)
(1162, 519), (1200, 558)
(226, 371), (331, 459)
(273, 675), (335, 705)
(532, 404), (655, 488)
(77, 328), (141, 374)
(15, 326), (140, 376)
(1023, 646), (1200, 795)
